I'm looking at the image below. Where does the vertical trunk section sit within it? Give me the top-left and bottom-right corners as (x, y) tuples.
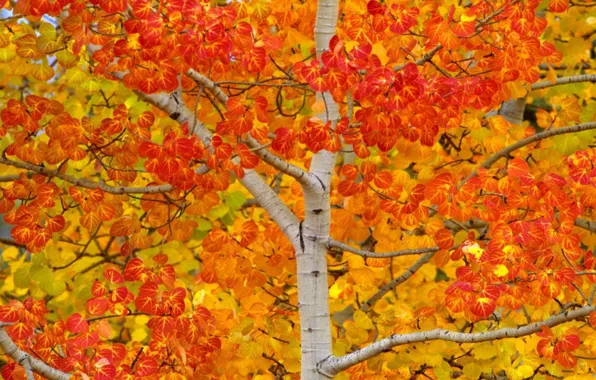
(295, 0), (339, 378)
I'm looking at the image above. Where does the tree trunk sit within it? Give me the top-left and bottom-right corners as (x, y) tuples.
(295, 0), (339, 378)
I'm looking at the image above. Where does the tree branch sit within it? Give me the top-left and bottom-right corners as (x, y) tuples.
(0, 325), (71, 380)
(244, 136), (317, 188)
(186, 69), (228, 104)
(0, 156), (177, 194)
(185, 69), (317, 188)
(531, 74), (596, 91)
(327, 238), (440, 258)
(576, 218), (596, 233)
(318, 304), (596, 376)
(393, 44), (443, 72)
(359, 252), (436, 313)
(127, 73), (302, 245)
(460, 121), (596, 187)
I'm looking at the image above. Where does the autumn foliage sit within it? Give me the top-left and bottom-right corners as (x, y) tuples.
(0, 0), (595, 378)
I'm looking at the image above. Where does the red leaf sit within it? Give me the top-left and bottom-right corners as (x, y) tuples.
(470, 297), (495, 318)
(553, 267), (575, 284)
(548, 0), (569, 12)
(373, 171), (393, 189)
(86, 298), (109, 316)
(136, 356), (158, 376)
(508, 158), (530, 180)
(0, 306), (19, 322)
(367, 0), (384, 15)
(7, 322), (33, 340)
(95, 363), (116, 380)
(104, 268), (124, 284)
(66, 313), (89, 334)
(91, 280), (107, 297)
(272, 128), (295, 154)
(45, 215), (65, 233)
(124, 258), (145, 281)
(555, 334), (580, 353)
(71, 331), (99, 348)
(555, 352), (577, 368)
(434, 229), (454, 250)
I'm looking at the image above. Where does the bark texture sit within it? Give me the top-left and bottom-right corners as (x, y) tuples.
(296, 0), (340, 378)
(0, 326), (71, 380)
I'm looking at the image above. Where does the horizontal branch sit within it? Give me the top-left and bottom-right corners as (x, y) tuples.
(0, 325), (71, 380)
(538, 62), (592, 70)
(327, 238), (440, 258)
(531, 74), (596, 91)
(0, 156), (176, 194)
(319, 304), (596, 376)
(0, 173), (34, 182)
(360, 251), (435, 312)
(0, 237), (25, 249)
(460, 121), (596, 186)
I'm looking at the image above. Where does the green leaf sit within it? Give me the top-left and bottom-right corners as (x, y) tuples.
(192, 229), (208, 241)
(553, 134), (580, 155)
(581, 103), (596, 123)
(220, 211), (236, 226)
(209, 203), (230, 219)
(197, 218), (212, 232)
(13, 266), (30, 288)
(29, 252), (46, 276)
(37, 267), (66, 296)
(224, 191), (246, 211)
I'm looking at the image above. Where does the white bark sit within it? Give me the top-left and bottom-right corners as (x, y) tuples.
(319, 304), (596, 376)
(0, 325), (71, 380)
(296, 0), (340, 378)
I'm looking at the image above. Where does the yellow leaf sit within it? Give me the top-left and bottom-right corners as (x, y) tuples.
(372, 42), (389, 65)
(473, 342), (498, 360)
(463, 242), (484, 260)
(463, 362), (482, 379)
(494, 264), (509, 277)
(344, 320), (369, 345)
(2, 247), (20, 261)
(349, 267), (375, 285)
(0, 47), (16, 63)
(131, 326), (148, 342)
(0, 32), (10, 48)
(238, 341), (264, 360)
(312, 99), (326, 114)
(31, 64), (54, 81)
(516, 365), (534, 378)
(546, 65), (557, 84)
(354, 310), (374, 330)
